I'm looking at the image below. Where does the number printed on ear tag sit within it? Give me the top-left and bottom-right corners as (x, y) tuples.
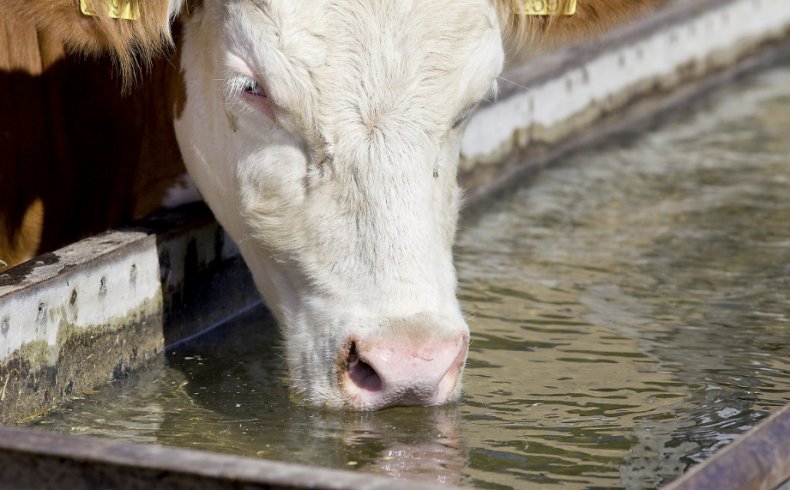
(80, 0), (140, 20)
(514, 0), (578, 16)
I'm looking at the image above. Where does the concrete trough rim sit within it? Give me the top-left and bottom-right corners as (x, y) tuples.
(0, 204), (215, 298)
(462, 34), (790, 212)
(493, 0), (741, 101)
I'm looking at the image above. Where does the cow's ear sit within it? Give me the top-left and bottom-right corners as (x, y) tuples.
(0, 0), (186, 83)
(497, 0), (664, 48)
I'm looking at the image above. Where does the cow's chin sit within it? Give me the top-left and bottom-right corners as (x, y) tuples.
(234, 242), (470, 411)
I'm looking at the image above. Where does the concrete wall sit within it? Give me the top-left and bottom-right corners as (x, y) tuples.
(0, 206), (259, 424)
(460, 0), (790, 204)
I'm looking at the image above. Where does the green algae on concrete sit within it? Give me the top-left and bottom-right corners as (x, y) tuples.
(0, 205), (258, 424)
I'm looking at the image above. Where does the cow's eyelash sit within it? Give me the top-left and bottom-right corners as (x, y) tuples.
(487, 79), (500, 100)
(452, 103), (479, 129)
(451, 82), (497, 129)
(225, 73), (280, 123)
(225, 74), (268, 104)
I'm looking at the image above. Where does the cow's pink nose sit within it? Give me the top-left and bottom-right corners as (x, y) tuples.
(341, 334), (468, 410)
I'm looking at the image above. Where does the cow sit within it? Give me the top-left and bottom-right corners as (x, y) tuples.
(0, 0), (657, 410)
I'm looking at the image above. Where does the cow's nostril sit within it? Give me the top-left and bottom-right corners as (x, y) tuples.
(346, 342), (383, 392)
(341, 331), (467, 410)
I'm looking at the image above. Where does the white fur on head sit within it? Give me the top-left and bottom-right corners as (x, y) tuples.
(174, 0), (504, 408)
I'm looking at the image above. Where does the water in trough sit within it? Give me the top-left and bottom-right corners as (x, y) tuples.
(30, 63), (790, 488)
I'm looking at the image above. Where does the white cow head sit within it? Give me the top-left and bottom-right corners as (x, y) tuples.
(174, 0), (505, 410)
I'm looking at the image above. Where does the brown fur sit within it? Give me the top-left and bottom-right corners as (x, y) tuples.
(0, 0), (175, 82)
(0, 4), (185, 271)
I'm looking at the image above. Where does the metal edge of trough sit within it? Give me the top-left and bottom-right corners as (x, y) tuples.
(0, 425), (445, 490)
(663, 405), (790, 490)
(0, 0), (789, 488)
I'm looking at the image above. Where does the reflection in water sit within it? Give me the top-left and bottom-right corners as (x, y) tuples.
(32, 65), (790, 488)
(36, 309), (469, 485)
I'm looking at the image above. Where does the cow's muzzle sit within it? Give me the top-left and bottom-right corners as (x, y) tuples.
(339, 323), (468, 411)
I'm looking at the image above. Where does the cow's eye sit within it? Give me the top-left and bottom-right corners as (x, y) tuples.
(243, 79), (266, 98)
(226, 74), (277, 122)
(451, 112), (469, 130)
(226, 74), (268, 101)
(452, 104), (478, 130)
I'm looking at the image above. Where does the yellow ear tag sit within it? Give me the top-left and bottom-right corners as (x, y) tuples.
(514, 0), (577, 16)
(80, 0), (140, 20)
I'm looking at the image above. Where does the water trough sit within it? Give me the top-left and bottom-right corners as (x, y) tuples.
(1, 0), (789, 487)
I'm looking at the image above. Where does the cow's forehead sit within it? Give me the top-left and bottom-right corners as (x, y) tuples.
(236, 0), (500, 57)
(223, 0), (503, 141)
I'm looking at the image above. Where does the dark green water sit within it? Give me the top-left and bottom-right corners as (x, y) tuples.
(30, 64), (790, 488)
